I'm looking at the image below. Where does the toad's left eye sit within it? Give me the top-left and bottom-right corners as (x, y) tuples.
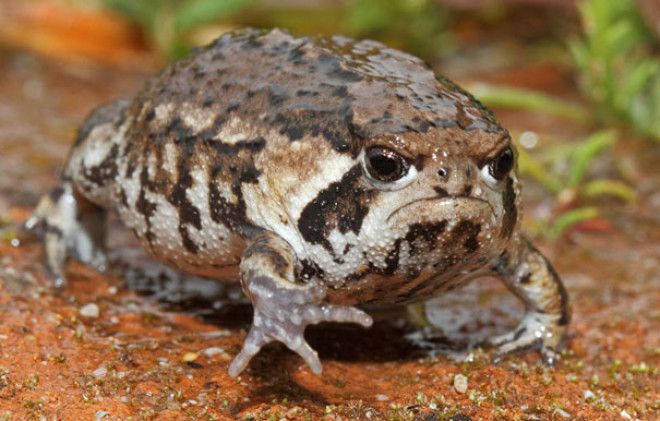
(365, 147), (410, 182)
(488, 147), (514, 180)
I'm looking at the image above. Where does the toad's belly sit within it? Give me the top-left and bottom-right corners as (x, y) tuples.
(111, 168), (247, 281)
(119, 200), (246, 280)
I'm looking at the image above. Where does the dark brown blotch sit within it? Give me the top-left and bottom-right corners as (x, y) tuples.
(135, 167), (158, 247)
(450, 220), (481, 253)
(83, 144), (119, 187)
(298, 165), (375, 253)
(500, 177), (517, 239)
(405, 220), (448, 254)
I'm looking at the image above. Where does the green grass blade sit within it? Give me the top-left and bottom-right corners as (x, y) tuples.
(548, 206), (600, 240)
(469, 83), (592, 124)
(516, 147), (563, 194)
(583, 179), (637, 203)
(567, 130), (616, 187)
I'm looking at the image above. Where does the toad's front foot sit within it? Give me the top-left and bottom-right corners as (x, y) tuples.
(489, 312), (567, 365)
(228, 231), (372, 377)
(228, 275), (372, 377)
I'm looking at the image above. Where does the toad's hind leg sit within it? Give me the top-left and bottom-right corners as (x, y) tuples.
(27, 182), (107, 287)
(228, 231), (373, 377)
(489, 235), (570, 365)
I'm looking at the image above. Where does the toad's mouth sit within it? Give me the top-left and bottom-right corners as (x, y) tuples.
(386, 195), (495, 223)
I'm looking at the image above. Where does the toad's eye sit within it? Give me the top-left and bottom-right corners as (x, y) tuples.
(488, 147), (514, 181)
(365, 147), (409, 182)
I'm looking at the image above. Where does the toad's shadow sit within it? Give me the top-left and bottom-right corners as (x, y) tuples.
(116, 251), (426, 362)
(112, 243), (523, 366)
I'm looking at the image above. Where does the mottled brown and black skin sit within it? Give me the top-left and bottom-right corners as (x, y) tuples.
(31, 29), (570, 376)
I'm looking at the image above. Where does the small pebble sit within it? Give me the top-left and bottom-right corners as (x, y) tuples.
(453, 374), (468, 394)
(182, 352), (199, 362)
(553, 408), (571, 418)
(375, 394), (389, 401)
(620, 410), (632, 420)
(79, 303), (100, 318)
(92, 366), (107, 378)
(202, 346), (225, 358)
(95, 410), (109, 420)
(583, 390), (594, 401)
(199, 330), (231, 338)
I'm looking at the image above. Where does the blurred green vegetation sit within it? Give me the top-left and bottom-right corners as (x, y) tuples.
(571, 0), (660, 141)
(346, 0), (449, 58)
(101, 0), (449, 59)
(516, 131), (636, 239)
(469, 83), (592, 124)
(102, 0), (256, 58)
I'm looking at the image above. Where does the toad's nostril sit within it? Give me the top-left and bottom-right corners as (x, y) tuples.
(437, 167), (449, 178)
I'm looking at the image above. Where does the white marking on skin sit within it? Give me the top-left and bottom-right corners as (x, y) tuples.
(154, 103), (175, 124)
(162, 142), (178, 175)
(79, 124), (115, 167)
(213, 116), (255, 145)
(184, 167), (236, 264)
(398, 241), (411, 268)
(328, 229), (356, 259)
(305, 228), (366, 281)
(213, 178), (239, 204)
(179, 103), (217, 132)
(114, 160), (144, 227)
(146, 153), (158, 179)
(146, 192), (183, 255)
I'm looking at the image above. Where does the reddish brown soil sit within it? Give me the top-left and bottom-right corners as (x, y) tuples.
(0, 214), (657, 420)
(0, 3), (658, 420)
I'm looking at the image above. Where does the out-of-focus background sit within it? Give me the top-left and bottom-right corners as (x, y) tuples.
(0, 1), (657, 420)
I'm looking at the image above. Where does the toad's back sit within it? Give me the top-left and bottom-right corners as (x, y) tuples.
(63, 28), (500, 280)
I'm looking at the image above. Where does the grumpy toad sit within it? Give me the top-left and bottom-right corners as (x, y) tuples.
(29, 29), (570, 376)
